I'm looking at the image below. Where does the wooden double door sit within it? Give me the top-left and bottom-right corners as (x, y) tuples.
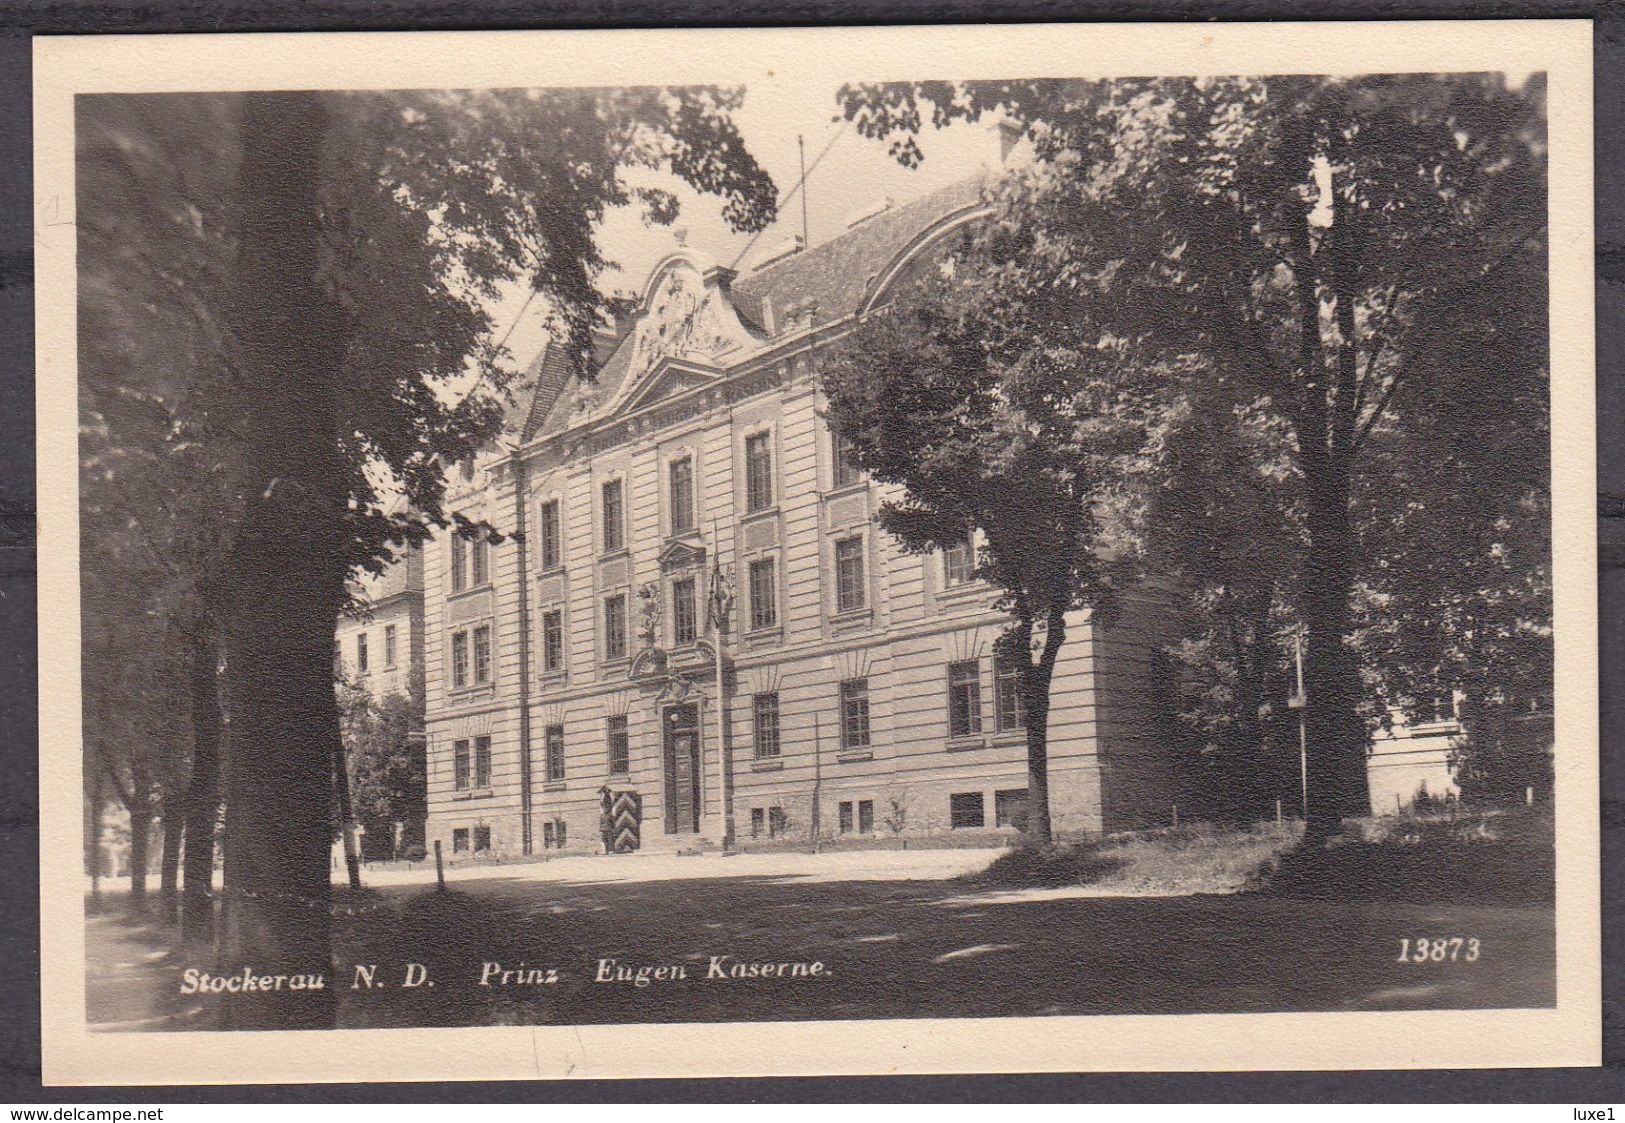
(663, 702), (701, 834)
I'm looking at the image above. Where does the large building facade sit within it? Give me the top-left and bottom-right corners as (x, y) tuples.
(423, 179), (1190, 860)
(335, 544), (426, 704)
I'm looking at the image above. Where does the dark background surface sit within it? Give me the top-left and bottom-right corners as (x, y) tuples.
(0, 0), (1621, 1102)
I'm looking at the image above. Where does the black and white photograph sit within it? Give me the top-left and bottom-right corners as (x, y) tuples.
(33, 20), (1598, 1083)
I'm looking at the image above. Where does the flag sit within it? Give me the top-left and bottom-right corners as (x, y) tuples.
(707, 553), (732, 633)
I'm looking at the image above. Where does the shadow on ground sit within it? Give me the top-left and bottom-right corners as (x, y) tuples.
(86, 809), (1557, 1032)
(1254, 807), (1555, 906)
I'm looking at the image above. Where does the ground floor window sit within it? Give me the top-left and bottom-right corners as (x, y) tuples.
(838, 799), (874, 835)
(751, 808), (764, 838)
(542, 818), (568, 849)
(950, 791), (985, 830)
(769, 806), (787, 838)
(607, 714), (630, 775)
(473, 825), (492, 852)
(545, 723), (565, 782)
(995, 788), (1029, 831)
(452, 827), (469, 852)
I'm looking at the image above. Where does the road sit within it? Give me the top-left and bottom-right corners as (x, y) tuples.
(86, 850), (1554, 1030)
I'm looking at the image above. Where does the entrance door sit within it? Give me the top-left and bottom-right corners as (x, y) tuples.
(663, 702), (701, 834)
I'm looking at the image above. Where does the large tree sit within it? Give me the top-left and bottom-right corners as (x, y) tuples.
(79, 93), (239, 936)
(839, 74), (1547, 837)
(80, 87), (775, 1026)
(121, 87), (772, 1028)
(819, 246), (1162, 846)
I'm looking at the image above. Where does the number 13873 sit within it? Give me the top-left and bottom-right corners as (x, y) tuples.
(1397, 937), (1480, 962)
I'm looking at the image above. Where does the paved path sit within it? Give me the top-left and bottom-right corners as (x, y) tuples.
(352, 846), (1006, 889)
(84, 912), (209, 1031)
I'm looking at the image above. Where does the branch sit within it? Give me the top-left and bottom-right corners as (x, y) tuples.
(1350, 224), (1545, 455)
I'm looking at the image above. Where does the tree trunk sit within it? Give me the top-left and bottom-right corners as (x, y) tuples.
(219, 90), (348, 1030)
(1019, 608), (1069, 848)
(88, 762), (104, 911)
(1300, 454), (1372, 838)
(158, 792), (183, 924)
(127, 790), (151, 910)
(333, 739), (363, 892)
(1289, 166), (1373, 842)
(182, 629), (222, 942)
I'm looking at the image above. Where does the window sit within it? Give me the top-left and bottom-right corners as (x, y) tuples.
(669, 457), (695, 534)
(996, 656), (1026, 733)
(750, 808), (765, 839)
(943, 533), (975, 586)
(470, 534), (489, 586)
(451, 630), (470, 689)
(474, 735), (492, 789)
(383, 624), (397, 668)
(473, 624), (492, 685)
(744, 432), (773, 512)
(356, 632), (369, 675)
(995, 788), (1029, 831)
(948, 660), (984, 738)
(542, 820), (555, 848)
(950, 792), (986, 830)
(601, 479), (625, 552)
(834, 536), (866, 613)
(748, 558), (777, 630)
(473, 825), (491, 852)
(545, 724), (565, 782)
(607, 715), (630, 774)
(831, 425), (861, 488)
(769, 806), (787, 838)
(450, 536), (467, 592)
(538, 499), (562, 571)
(839, 678), (871, 750)
(838, 799), (875, 835)
(752, 692), (781, 759)
(604, 594), (628, 660)
(452, 827), (469, 853)
(453, 738), (471, 790)
(541, 609), (564, 673)
(671, 578), (697, 647)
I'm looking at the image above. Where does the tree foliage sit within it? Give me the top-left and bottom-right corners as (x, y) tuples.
(79, 86), (778, 1023)
(819, 212), (1164, 845)
(838, 73), (1548, 831)
(337, 668), (427, 859)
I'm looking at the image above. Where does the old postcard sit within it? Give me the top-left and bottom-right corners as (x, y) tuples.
(33, 19), (1597, 1084)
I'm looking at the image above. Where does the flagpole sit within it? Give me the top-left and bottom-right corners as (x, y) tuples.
(709, 516), (734, 852)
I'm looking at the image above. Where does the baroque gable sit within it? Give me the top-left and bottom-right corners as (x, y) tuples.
(604, 254), (759, 418)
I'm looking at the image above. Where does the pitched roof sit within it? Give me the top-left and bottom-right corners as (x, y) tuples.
(520, 174), (988, 446)
(730, 175), (986, 330)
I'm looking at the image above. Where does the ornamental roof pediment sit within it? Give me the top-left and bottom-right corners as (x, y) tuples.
(617, 356), (725, 417)
(656, 537), (707, 571)
(604, 255), (760, 419)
